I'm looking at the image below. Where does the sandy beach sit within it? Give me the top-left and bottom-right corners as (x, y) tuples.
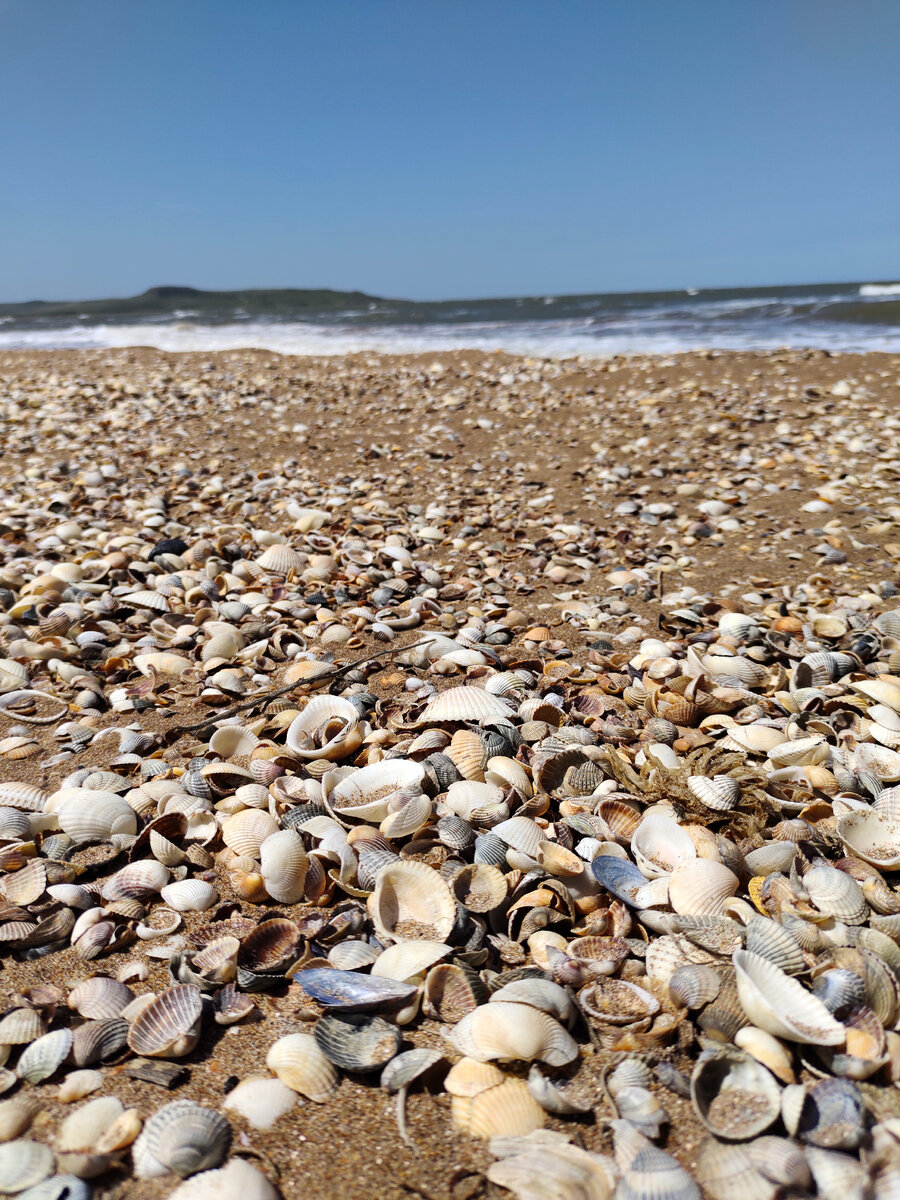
(1, 346), (900, 1199)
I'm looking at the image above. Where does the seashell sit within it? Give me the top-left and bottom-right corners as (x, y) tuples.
(56, 1071), (104, 1104)
(0, 1008), (45, 1044)
(452, 1076), (544, 1139)
(160, 879), (218, 912)
(0, 1098), (39, 1143)
(423, 963), (487, 1022)
(370, 860), (456, 944)
(743, 916), (806, 974)
(221, 808), (278, 858)
(266, 1033), (339, 1102)
(70, 1018), (129, 1067)
(696, 1140), (778, 1200)
(812, 968), (867, 1014)
(327, 759), (425, 823)
(371, 940), (452, 982)
(733, 950), (845, 1045)
(526, 1064), (592, 1116)
(837, 809), (900, 870)
(417, 686), (514, 725)
(451, 863), (508, 912)
(668, 964), (721, 1009)
(486, 1135), (617, 1196)
(723, 725), (786, 755)
(239, 918), (302, 973)
(126, 984), (203, 1058)
(327, 940), (380, 971)
(591, 855), (648, 905)
(259, 829), (307, 903)
(135, 1100), (230, 1178)
(853, 741), (900, 781)
(668, 859), (739, 916)
(614, 1127), (700, 1200)
(379, 792), (433, 840)
(223, 1076), (296, 1130)
(446, 729), (487, 780)
(294, 967), (417, 1012)
(450, 1002), (578, 1065)
(16, 1030), (73, 1085)
(0, 1141), (55, 1193)
(101, 860), (169, 901)
(804, 1146), (867, 1200)
(742, 842), (797, 875)
(489, 979), (575, 1026)
(1, 861), (46, 907)
(568, 935), (630, 977)
(690, 1048), (781, 1141)
(791, 1077), (866, 1151)
(313, 1012), (402, 1073)
(474, 831), (509, 866)
(631, 813), (696, 879)
(732, 1025), (795, 1084)
(0, 784), (47, 813)
(687, 775), (741, 812)
(484, 756), (533, 796)
(55, 790), (137, 843)
(804, 865), (868, 924)
(166, 1157), (278, 1200)
(579, 978), (660, 1025)
(285, 695), (362, 761)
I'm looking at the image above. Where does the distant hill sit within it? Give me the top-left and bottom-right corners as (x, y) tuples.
(0, 285), (385, 320)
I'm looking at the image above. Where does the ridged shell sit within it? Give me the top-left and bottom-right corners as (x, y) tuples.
(285, 696), (361, 761)
(451, 863), (507, 912)
(327, 759), (425, 823)
(449, 1002), (578, 1065)
(417, 686), (514, 725)
(222, 809), (278, 858)
(669, 964), (721, 1010)
(259, 829), (308, 903)
(744, 916), (806, 974)
(452, 1077), (544, 1138)
(687, 775), (741, 812)
(631, 812), (697, 879)
(371, 940), (451, 983)
(370, 860), (456, 944)
(313, 1012), (402, 1072)
(101, 860), (169, 901)
(668, 860), (739, 916)
(71, 1018), (129, 1067)
(166, 1157), (278, 1200)
(266, 1033), (339, 1102)
(0, 1141), (55, 1193)
(804, 865), (868, 924)
(55, 790), (137, 844)
(126, 984), (203, 1058)
(137, 1100), (230, 1178)
(16, 1030), (73, 1085)
(160, 880), (219, 912)
(733, 950), (845, 1045)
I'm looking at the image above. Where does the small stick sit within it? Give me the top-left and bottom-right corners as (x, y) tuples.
(162, 637), (432, 739)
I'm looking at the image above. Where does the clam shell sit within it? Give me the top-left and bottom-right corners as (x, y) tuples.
(744, 916), (806, 975)
(71, 1018), (129, 1067)
(285, 695), (362, 761)
(579, 979), (661, 1025)
(223, 1076), (296, 1130)
(371, 940), (452, 982)
(733, 950), (845, 1045)
(166, 1157), (278, 1200)
(55, 790), (137, 844)
(837, 810), (900, 871)
(126, 984), (203, 1058)
(266, 1033), (339, 1101)
(160, 880), (219, 912)
(687, 776), (741, 812)
(668, 859), (739, 916)
(327, 759), (425, 823)
(423, 963), (487, 1022)
(804, 865), (868, 925)
(16, 1030), (73, 1085)
(631, 813), (696, 878)
(451, 863), (507, 912)
(101, 860), (169, 901)
(136, 1100), (230, 1178)
(313, 1012), (402, 1073)
(259, 829), (308, 903)
(56, 1071), (104, 1104)
(489, 979), (575, 1026)
(417, 686), (514, 725)
(370, 860), (456, 944)
(0, 1141), (55, 1193)
(0, 1098), (39, 1143)
(221, 809), (278, 859)
(668, 964), (721, 1009)
(449, 1002), (578, 1065)
(452, 1077), (544, 1138)
(690, 1048), (781, 1141)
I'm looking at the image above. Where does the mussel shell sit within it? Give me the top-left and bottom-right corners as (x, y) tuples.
(293, 967), (417, 1012)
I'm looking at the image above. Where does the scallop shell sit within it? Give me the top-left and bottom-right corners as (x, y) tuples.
(55, 790), (137, 844)
(449, 1002), (578, 1066)
(0, 1141), (55, 1193)
(417, 686), (515, 725)
(266, 1033), (339, 1102)
(668, 859), (739, 916)
(313, 1012), (402, 1073)
(223, 1076), (296, 1130)
(136, 1100), (230, 1178)
(160, 879), (219, 912)
(370, 860), (456, 944)
(285, 695), (362, 761)
(126, 984), (203, 1058)
(733, 950), (845, 1045)
(16, 1030), (73, 1085)
(690, 1048), (781, 1141)
(259, 829), (308, 903)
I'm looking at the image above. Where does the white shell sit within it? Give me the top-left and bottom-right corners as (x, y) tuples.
(631, 813), (696, 879)
(837, 810), (900, 870)
(265, 1033), (338, 1102)
(54, 790), (137, 843)
(285, 695), (362, 761)
(733, 950), (845, 1045)
(222, 1077), (296, 1130)
(449, 1002), (579, 1066)
(168, 1157), (279, 1200)
(370, 860), (457, 944)
(417, 686), (514, 724)
(325, 759), (425, 824)
(668, 859), (739, 916)
(160, 880), (219, 912)
(259, 829), (308, 903)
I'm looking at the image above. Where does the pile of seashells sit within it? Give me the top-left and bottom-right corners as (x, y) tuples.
(3, 348), (900, 1198)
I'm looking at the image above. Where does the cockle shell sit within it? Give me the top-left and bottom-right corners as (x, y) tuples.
(417, 686), (514, 724)
(160, 879), (219, 912)
(0, 1141), (55, 1193)
(166, 1157), (279, 1200)
(223, 1077), (296, 1130)
(266, 1033), (339, 1102)
(668, 860), (739, 916)
(631, 813), (696, 878)
(54, 790), (137, 843)
(134, 1101), (230, 1178)
(326, 759), (425, 823)
(285, 695), (362, 761)
(733, 950), (845, 1045)
(370, 860), (456, 944)
(221, 809), (278, 858)
(449, 1002), (578, 1066)
(126, 984), (203, 1058)
(690, 1048), (782, 1140)
(259, 829), (307, 903)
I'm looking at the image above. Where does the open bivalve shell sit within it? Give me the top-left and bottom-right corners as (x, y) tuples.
(370, 860), (456, 944)
(733, 950), (845, 1045)
(690, 1048), (782, 1141)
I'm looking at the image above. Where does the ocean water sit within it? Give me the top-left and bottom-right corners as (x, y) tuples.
(1, 281), (899, 359)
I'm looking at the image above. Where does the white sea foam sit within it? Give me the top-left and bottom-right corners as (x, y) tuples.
(859, 283), (900, 297)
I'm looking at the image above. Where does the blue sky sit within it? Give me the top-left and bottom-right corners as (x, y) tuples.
(1, 0), (898, 301)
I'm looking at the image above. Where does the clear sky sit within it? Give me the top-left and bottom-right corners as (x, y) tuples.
(1, 0), (898, 302)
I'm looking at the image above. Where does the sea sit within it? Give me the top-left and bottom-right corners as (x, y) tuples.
(1, 281), (899, 359)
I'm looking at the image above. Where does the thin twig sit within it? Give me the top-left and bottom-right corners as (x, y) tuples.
(161, 637), (432, 740)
